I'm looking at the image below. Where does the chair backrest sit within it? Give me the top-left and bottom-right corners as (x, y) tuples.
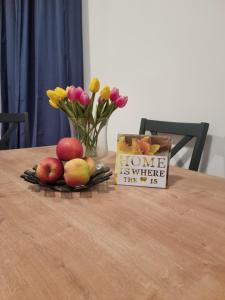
(139, 118), (209, 171)
(0, 112), (30, 150)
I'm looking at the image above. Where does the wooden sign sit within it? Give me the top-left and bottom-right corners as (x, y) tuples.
(115, 134), (171, 188)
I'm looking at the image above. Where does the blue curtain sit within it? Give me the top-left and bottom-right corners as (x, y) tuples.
(0, 0), (83, 147)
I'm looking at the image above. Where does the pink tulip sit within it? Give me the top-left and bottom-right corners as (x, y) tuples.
(110, 88), (119, 102)
(79, 92), (91, 106)
(67, 86), (83, 101)
(115, 96), (128, 108)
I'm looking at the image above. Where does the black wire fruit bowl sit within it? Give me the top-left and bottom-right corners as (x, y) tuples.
(21, 166), (112, 192)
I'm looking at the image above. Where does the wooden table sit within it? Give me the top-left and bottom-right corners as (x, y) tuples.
(0, 146), (225, 300)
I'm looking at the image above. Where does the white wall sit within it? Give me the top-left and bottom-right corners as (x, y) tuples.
(83, 0), (225, 177)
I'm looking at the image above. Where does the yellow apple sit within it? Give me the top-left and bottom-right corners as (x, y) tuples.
(64, 158), (90, 187)
(83, 156), (96, 176)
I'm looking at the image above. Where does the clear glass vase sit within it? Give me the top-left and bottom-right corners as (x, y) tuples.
(69, 117), (108, 160)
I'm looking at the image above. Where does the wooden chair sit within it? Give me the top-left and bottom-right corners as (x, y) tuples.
(0, 112), (30, 150)
(139, 118), (209, 171)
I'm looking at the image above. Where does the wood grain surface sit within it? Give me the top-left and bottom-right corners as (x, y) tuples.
(0, 146), (225, 300)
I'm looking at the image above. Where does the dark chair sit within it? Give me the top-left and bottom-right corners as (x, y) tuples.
(139, 118), (209, 171)
(0, 112), (30, 150)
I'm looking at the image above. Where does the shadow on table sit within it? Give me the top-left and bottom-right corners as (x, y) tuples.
(168, 174), (183, 187)
(28, 181), (115, 200)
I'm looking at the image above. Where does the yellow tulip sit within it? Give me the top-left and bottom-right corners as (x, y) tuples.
(54, 87), (67, 99)
(46, 90), (60, 101)
(49, 99), (59, 109)
(46, 89), (60, 108)
(100, 85), (110, 100)
(89, 77), (100, 93)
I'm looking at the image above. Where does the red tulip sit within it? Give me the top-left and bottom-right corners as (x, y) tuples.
(67, 86), (83, 101)
(79, 92), (91, 106)
(115, 96), (128, 108)
(110, 88), (119, 102)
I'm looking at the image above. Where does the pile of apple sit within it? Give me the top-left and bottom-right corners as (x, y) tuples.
(36, 137), (96, 187)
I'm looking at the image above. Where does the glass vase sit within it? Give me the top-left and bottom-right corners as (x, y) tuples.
(69, 117), (108, 160)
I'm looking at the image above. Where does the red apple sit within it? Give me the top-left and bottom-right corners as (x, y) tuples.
(56, 137), (83, 161)
(64, 158), (90, 187)
(36, 157), (64, 184)
(83, 156), (96, 176)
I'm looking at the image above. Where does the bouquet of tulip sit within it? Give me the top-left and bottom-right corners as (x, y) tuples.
(46, 78), (128, 157)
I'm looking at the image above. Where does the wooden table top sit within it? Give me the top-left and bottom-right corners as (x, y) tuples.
(0, 146), (225, 300)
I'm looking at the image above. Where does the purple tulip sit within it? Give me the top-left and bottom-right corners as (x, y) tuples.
(79, 92), (91, 106)
(67, 86), (83, 101)
(110, 88), (119, 102)
(115, 96), (128, 108)
(98, 96), (102, 103)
